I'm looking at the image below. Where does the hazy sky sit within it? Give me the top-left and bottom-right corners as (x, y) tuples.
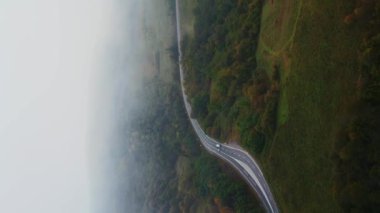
(0, 0), (126, 212)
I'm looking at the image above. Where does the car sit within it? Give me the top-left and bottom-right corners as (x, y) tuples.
(216, 144), (221, 148)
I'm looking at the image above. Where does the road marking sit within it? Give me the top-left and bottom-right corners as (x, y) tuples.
(232, 158), (275, 213)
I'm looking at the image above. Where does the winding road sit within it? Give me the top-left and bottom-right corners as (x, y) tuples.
(175, 1), (279, 212)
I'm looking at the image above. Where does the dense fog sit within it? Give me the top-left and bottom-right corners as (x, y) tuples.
(0, 0), (145, 212)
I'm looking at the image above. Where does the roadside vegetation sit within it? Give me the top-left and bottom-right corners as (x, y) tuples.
(182, 0), (278, 155)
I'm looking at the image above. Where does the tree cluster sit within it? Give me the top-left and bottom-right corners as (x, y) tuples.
(332, 5), (380, 211)
(182, 0), (279, 155)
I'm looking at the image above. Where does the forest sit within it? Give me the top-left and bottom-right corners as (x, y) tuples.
(181, 0), (277, 155)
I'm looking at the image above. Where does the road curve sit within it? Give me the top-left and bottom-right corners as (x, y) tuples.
(174, 1), (279, 212)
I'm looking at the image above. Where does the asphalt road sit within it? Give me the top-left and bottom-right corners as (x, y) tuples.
(175, 1), (279, 212)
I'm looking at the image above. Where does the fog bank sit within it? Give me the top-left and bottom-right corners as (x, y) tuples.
(0, 0), (125, 212)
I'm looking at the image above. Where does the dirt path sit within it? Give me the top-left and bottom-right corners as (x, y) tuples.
(260, 0), (303, 56)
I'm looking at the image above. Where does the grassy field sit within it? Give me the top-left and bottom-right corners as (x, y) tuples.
(258, 0), (367, 212)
